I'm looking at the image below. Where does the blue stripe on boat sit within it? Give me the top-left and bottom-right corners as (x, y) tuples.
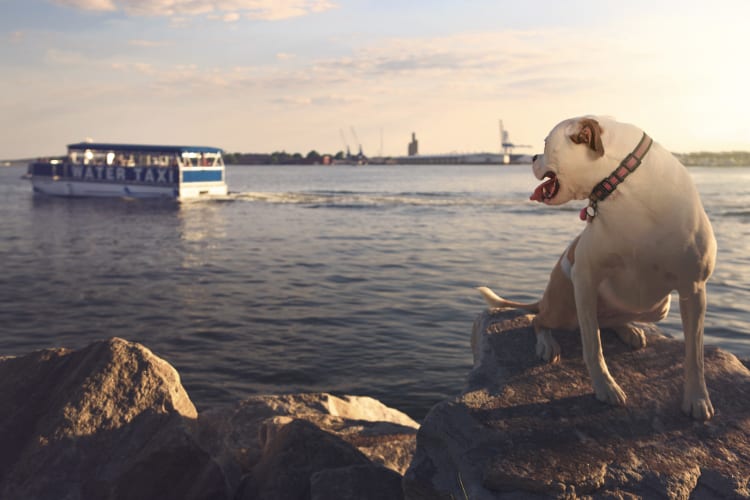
(182, 170), (223, 182)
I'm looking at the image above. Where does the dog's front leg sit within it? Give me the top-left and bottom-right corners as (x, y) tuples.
(679, 284), (714, 420)
(573, 268), (627, 406)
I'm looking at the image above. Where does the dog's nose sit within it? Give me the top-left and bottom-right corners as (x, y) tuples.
(532, 154), (539, 162)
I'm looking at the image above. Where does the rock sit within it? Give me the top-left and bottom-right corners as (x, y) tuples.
(0, 337), (228, 500)
(197, 393), (418, 492)
(0, 338), (418, 499)
(404, 309), (750, 499)
(310, 464), (405, 500)
(233, 418), (407, 500)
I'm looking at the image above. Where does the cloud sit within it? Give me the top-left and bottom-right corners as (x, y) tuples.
(36, 28), (623, 111)
(272, 96), (312, 106)
(311, 94), (365, 106)
(44, 48), (88, 65)
(89, 29), (596, 110)
(298, 30), (593, 100)
(110, 61), (155, 75)
(50, 0), (338, 21)
(239, 0), (337, 20)
(128, 39), (169, 47)
(52, 0), (115, 11)
(8, 31), (25, 44)
(271, 94), (365, 106)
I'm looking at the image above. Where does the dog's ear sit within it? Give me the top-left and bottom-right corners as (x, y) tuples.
(570, 118), (604, 157)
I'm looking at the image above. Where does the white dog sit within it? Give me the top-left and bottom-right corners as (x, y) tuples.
(479, 116), (717, 420)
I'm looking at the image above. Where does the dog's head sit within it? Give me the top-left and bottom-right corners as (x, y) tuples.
(530, 116), (610, 205)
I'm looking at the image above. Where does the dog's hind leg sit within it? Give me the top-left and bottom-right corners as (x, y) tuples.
(679, 284), (714, 420)
(532, 319), (560, 363)
(612, 323), (647, 350)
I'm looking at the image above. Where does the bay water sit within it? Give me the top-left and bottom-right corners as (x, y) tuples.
(1, 163), (748, 419)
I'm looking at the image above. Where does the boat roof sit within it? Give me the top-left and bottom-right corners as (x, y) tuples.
(67, 142), (223, 154)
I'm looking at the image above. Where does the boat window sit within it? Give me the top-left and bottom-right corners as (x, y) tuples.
(66, 147), (221, 168)
(181, 151), (222, 168)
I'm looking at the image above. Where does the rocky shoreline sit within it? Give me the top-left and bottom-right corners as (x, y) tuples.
(0, 338), (415, 499)
(405, 309), (750, 499)
(1, 311), (749, 499)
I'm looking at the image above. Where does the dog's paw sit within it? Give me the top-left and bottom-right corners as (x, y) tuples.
(613, 324), (647, 350)
(535, 329), (560, 363)
(593, 377), (627, 406)
(682, 393), (715, 421)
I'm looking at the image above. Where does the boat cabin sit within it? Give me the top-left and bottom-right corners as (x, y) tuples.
(27, 142), (228, 199)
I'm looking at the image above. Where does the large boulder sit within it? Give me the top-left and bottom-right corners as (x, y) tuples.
(404, 309), (750, 499)
(310, 463), (406, 500)
(198, 392), (418, 493)
(0, 337), (228, 500)
(234, 418), (404, 500)
(0, 337), (419, 499)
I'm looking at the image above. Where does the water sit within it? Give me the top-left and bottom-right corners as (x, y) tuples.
(1, 164), (748, 419)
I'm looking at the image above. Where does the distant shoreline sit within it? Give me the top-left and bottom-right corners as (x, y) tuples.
(3, 151), (750, 168)
(674, 151), (750, 167)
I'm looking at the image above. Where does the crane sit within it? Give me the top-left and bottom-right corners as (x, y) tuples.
(339, 129), (351, 159)
(499, 120), (531, 156)
(350, 126), (364, 157)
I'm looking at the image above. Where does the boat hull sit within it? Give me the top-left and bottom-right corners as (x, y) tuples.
(30, 176), (178, 198)
(27, 162), (227, 200)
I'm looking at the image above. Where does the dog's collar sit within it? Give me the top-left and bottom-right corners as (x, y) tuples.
(581, 132), (654, 222)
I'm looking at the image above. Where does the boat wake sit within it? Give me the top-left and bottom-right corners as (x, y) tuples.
(226, 190), (526, 210)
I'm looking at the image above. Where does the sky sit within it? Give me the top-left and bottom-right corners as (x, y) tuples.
(1, 0), (749, 159)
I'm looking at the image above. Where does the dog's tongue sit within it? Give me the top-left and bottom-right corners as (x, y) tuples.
(530, 177), (556, 202)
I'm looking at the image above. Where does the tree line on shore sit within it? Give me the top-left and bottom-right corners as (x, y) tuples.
(223, 150), (346, 165)
(674, 151), (750, 167)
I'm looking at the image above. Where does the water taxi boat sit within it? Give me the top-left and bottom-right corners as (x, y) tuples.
(27, 142), (228, 199)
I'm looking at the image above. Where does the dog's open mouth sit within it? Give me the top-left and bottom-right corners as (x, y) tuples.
(530, 172), (559, 203)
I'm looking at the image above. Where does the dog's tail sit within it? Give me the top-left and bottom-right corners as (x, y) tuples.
(477, 286), (540, 313)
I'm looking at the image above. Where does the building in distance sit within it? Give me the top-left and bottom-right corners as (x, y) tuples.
(408, 133), (419, 157)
